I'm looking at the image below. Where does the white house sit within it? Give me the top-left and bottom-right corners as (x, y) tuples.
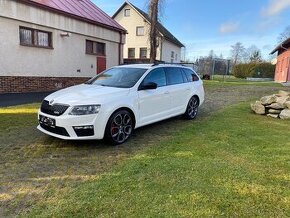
(0, 0), (126, 93)
(113, 1), (184, 64)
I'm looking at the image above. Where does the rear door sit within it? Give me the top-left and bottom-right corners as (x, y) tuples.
(138, 68), (171, 125)
(165, 67), (190, 114)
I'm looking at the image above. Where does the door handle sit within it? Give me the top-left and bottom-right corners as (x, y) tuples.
(164, 91), (170, 95)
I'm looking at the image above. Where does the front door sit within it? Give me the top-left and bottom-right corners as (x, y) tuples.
(138, 68), (171, 126)
(97, 56), (106, 74)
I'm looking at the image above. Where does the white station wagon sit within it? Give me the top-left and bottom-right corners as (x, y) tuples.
(38, 64), (205, 144)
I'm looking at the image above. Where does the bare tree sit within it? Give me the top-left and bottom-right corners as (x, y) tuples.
(244, 45), (262, 63)
(208, 50), (215, 59)
(249, 50), (262, 63)
(149, 0), (160, 63)
(277, 26), (290, 43)
(230, 42), (245, 66)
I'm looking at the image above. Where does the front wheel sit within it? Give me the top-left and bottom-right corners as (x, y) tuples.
(184, 96), (199, 120)
(105, 110), (134, 145)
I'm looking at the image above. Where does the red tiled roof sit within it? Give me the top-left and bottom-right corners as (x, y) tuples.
(20, 0), (126, 32)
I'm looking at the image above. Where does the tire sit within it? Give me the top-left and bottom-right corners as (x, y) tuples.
(184, 96), (199, 120)
(105, 110), (134, 145)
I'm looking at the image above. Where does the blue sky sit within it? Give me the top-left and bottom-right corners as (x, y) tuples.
(93, 0), (290, 60)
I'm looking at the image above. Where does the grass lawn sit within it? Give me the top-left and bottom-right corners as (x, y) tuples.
(204, 75), (282, 88)
(1, 83), (290, 217)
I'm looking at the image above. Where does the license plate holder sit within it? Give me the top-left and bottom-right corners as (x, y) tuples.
(39, 115), (56, 128)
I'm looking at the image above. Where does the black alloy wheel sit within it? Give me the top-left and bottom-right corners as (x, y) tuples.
(184, 96), (199, 120)
(105, 110), (133, 145)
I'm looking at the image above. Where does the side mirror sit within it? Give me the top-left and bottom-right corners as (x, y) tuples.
(139, 82), (158, 91)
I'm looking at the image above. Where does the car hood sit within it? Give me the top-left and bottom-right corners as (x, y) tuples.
(45, 84), (130, 105)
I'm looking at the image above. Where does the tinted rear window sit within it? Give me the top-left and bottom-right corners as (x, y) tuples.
(183, 68), (200, 82)
(165, 67), (184, 85)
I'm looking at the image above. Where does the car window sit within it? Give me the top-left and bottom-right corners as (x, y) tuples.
(183, 68), (200, 82)
(143, 68), (167, 87)
(165, 67), (184, 85)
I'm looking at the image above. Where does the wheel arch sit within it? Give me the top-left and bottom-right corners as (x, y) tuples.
(192, 95), (200, 106)
(109, 107), (136, 129)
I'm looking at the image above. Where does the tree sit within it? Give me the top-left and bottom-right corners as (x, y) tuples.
(149, 0), (160, 63)
(250, 50), (262, 63)
(208, 50), (215, 59)
(245, 45), (262, 63)
(277, 26), (290, 43)
(230, 42), (245, 66)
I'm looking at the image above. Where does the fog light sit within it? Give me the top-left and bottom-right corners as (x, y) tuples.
(73, 125), (94, 137)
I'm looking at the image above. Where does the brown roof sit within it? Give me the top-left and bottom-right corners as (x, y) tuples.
(20, 0), (126, 33)
(270, 37), (290, 54)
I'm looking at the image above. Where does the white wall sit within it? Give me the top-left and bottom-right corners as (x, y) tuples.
(114, 4), (162, 60)
(0, 0), (123, 77)
(161, 39), (182, 63)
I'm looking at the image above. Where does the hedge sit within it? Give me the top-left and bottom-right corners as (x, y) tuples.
(232, 62), (275, 78)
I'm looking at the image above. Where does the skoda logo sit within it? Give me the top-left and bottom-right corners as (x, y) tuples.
(49, 100), (54, 105)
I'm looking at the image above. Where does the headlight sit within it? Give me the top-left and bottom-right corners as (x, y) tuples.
(69, 105), (101, 116)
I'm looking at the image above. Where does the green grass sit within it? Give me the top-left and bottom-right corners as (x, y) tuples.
(22, 103), (290, 217)
(204, 75), (282, 88)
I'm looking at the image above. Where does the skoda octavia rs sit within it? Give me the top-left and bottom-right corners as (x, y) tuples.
(37, 64), (204, 144)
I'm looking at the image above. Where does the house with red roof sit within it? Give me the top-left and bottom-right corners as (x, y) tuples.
(0, 0), (126, 93)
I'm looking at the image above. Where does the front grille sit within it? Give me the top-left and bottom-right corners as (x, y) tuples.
(41, 100), (69, 116)
(40, 123), (70, 137)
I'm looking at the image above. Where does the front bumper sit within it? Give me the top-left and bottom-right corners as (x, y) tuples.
(37, 110), (107, 140)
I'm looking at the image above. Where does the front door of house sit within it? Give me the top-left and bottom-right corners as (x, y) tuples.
(97, 56), (106, 74)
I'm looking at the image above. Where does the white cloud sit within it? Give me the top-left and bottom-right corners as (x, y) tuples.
(262, 0), (290, 16)
(219, 22), (239, 34)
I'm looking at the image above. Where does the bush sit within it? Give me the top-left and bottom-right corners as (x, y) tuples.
(233, 62), (275, 78)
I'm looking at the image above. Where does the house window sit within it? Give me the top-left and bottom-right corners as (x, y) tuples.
(175, 54), (178, 61)
(140, 48), (147, 59)
(86, 40), (106, 56)
(171, 51), (175, 63)
(136, 26), (145, 36)
(19, 26), (52, 48)
(124, 9), (130, 17)
(128, 48), (135, 58)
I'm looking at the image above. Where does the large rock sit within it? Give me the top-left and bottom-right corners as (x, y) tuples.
(276, 96), (290, 105)
(268, 102), (284, 110)
(280, 109), (290, 120)
(268, 109), (282, 114)
(267, 114), (279, 119)
(278, 90), (290, 97)
(251, 101), (265, 115)
(285, 101), (290, 109)
(260, 95), (277, 105)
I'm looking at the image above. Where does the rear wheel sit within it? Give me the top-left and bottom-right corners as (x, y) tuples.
(105, 110), (133, 145)
(184, 96), (199, 120)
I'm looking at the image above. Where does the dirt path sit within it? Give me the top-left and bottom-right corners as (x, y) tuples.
(0, 84), (289, 216)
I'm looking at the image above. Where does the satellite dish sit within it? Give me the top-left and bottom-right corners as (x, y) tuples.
(271, 58), (277, 65)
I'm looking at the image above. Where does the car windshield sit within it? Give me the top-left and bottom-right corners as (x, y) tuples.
(86, 67), (147, 88)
